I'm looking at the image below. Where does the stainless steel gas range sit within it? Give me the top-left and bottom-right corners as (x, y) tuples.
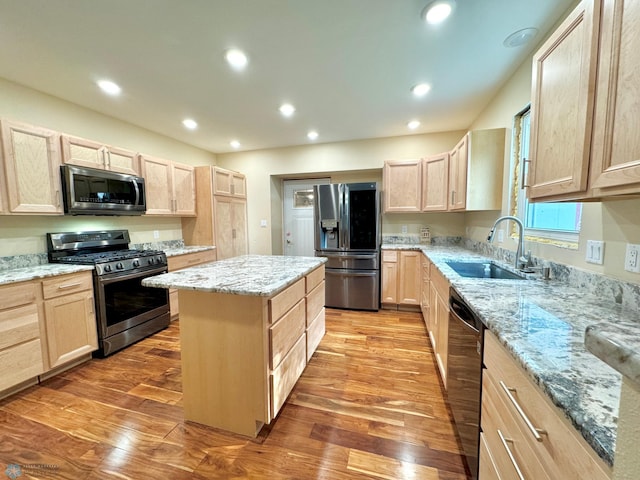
(47, 230), (170, 356)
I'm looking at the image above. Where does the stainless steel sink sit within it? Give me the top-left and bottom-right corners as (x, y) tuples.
(445, 261), (526, 280)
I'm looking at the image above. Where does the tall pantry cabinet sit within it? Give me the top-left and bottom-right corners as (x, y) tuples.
(182, 166), (248, 259)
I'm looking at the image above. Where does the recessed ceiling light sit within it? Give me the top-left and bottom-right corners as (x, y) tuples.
(182, 118), (198, 130)
(408, 120), (421, 130)
(422, 0), (455, 25)
(230, 140), (241, 149)
(225, 49), (248, 70)
(307, 130), (319, 141)
(279, 103), (296, 117)
(503, 28), (539, 48)
(97, 79), (121, 96)
(411, 83), (431, 97)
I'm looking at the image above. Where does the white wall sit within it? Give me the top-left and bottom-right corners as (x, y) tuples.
(0, 77), (216, 255)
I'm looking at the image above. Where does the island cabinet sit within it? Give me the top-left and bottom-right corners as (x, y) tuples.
(166, 249), (217, 319)
(0, 119), (63, 215)
(428, 266), (449, 387)
(381, 250), (421, 310)
(176, 264), (325, 437)
(60, 134), (140, 175)
(480, 331), (612, 480)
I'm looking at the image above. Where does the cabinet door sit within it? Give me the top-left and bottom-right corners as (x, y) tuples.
(172, 162), (196, 216)
(1, 120), (63, 214)
(105, 145), (139, 175)
(141, 155), (173, 215)
(231, 199), (248, 257)
(214, 196), (233, 259)
(434, 290), (449, 386)
(528, 1), (600, 200)
(449, 135), (468, 210)
(590, 0), (640, 193)
(381, 261), (398, 304)
(422, 153), (449, 211)
(61, 135), (106, 170)
(44, 291), (97, 368)
(231, 172), (247, 198)
(398, 251), (421, 305)
(383, 160), (422, 212)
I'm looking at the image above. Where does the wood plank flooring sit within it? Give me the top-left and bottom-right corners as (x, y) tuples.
(0, 308), (470, 479)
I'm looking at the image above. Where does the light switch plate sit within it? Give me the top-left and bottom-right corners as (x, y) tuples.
(624, 243), (640, 273)
(497, 230), (504, 243)
(585, 240), (604, 265)
(401, 225), (408, 234)
(153, 230), (160, 239)
(260, 219), (268, 228)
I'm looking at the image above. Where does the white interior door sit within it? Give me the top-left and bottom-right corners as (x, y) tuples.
(283, 178), (330, 256)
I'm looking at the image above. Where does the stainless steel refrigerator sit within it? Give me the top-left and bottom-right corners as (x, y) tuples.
(313, 182), (380, 310)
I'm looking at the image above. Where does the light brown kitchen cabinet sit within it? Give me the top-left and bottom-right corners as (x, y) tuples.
(42, 272), (98, 369)
(448, 129), (505, 211)
(383, 159), (422, 212)
(420, 254), (431, 329)
(140, 154), (196, 216)
(0, 119), (63, 215)
(167, 249), (217, 319)
(0, 281), (44, 393)
(61, 134), (140, 175)
(480, 330), (611, 479)
(421, 153), (449, 211)
(381, 249), (420, 309)
(428, 265), (449, 387)
(182, 166), (248, 259)
(213, 166), (246, 198)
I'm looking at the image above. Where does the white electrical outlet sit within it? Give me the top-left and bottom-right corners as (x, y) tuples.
(497, 230), (504, 243)
(153, 230), (160, 239)
(586, 240), (605, 265)
(260, 219), (268, 228)
(624, 243), (640, 273)
(401, 225), (408, 234)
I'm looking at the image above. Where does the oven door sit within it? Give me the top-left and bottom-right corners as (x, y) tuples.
(94, 267), (169, 339)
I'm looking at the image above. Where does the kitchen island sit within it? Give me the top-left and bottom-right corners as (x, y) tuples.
(142, 255), (326, 437)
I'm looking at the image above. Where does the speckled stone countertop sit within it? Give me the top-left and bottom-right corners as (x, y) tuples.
(162, 245), (216, 257)
(0, 264), (95, 286)
(585, 321), (640, 389)
(383, 243), (632, 466)
(142, 255), (327, 297)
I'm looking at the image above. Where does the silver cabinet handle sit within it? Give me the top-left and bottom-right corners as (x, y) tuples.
(58, 281), (83, 290)
(500, 380), (546, 442)
(497, 429), (525, 480)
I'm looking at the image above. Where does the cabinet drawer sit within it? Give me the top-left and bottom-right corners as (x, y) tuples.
(484, 331), (611, 480)
(430, 266), (449, 300)
(382, 250), (398, 262)
(478, 432), (501, 480)
(306, 266), (324, 293)
(270, 334), (306, 418)
(0, 281), (37, 310)
(168, 250), (217, 271)
(482, 368), (551, 479)
(0, 304), (40, 350)
(0, 338), (44, 391)
(269, 279), (305, 323)
(269, 299), (305, 369)
(42, 272), (93, 299)
(306, 281), (325, 324)
(306, 308), (325, 362)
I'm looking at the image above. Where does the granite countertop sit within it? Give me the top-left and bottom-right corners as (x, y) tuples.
(142, 255), (327, 297)
(163, 245), (216, 257)
(585, 321), (640, 388)
(0, 264), (95, 286)
(383, 243), (630, 467)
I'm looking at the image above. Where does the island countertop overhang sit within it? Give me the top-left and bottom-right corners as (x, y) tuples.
(141, 254), (327, 297)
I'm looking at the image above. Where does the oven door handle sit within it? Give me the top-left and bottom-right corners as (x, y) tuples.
(98, 267), (167, 285)
(449, 302), (480, 334)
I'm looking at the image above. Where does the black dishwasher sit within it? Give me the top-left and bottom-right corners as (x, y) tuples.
(448, 287), (484, 480)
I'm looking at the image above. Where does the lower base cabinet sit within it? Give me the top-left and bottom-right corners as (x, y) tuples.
(480, 331), (611, 479)
(167, 249), (217, 318)
(428, 265), (450, 388)
(381, 249), (421, 309)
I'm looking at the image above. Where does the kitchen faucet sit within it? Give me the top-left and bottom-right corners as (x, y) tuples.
(487, 215), (530, 270)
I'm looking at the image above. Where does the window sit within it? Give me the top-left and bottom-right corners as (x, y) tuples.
(513, 107), (582, 247)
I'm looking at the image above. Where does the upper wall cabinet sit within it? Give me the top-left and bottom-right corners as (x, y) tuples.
(140, 154), (196, 216)
(421, 153), (449, 212)
(213, 166), (246, 198)
(528, 0), (600, 201)
(61, 134), (140, 175)
(383, 159), (422, 212)
(529, 0), (640, 201)
(448, 135), (469, 210)
(0, 119), (63, 215)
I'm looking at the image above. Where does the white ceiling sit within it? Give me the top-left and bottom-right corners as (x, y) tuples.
(0, 0), (574, 154)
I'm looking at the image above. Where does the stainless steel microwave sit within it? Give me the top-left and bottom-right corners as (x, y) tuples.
(61, 165), (146, 215)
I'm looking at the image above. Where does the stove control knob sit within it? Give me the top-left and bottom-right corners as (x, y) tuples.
(156, 256), (164, 264)
(133, 260), (140, 268)
(104, 264), (112, 273)
(147, 258), (154, 265)
(116, 262), (124, 270)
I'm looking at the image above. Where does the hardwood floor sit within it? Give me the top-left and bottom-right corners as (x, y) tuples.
(0, 308), (470, 479)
